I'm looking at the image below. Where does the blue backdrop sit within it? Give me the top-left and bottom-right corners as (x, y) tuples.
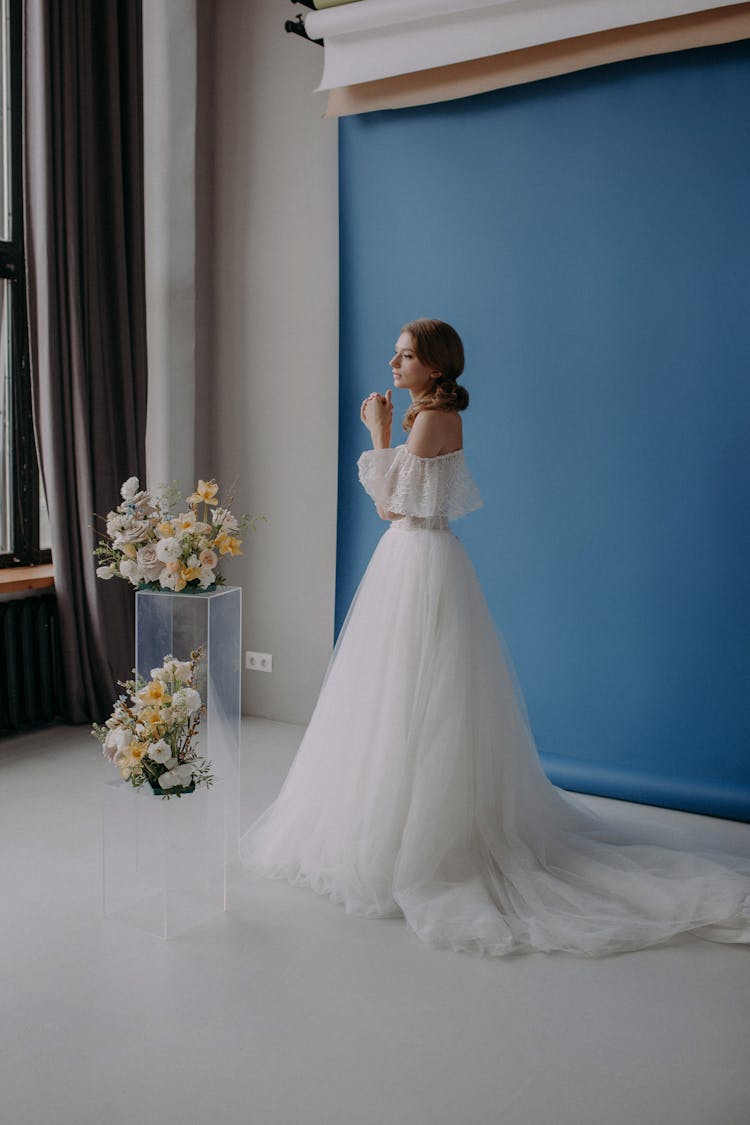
(337, 42), (750, 821)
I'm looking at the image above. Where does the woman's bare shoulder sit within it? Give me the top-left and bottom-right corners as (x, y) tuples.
(407, 410), (462, 457)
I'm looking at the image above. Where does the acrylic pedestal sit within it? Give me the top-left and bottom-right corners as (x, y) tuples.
(135, 586), (241, 854)
(102, 779), (226, 939)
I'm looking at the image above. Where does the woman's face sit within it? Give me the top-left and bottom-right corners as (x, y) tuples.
(389, 332), (437, 398)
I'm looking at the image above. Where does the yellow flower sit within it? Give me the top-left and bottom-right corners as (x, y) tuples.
(121, 542), (137, 559)
(137, 680), (167, 705)
(215, 532), (242, 557)
(181, 564), (201, 584)
(172, 512), (197, 537)
(139, 705), (163, 729)
(117, 741), (148, 779)
(187, 480), (219, 507)
(156, 522), (175, 538)
(173, 570), (187, 592)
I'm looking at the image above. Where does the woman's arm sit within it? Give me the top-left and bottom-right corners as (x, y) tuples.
(360, 390), (402, 521)
(361, 390), (393, 450)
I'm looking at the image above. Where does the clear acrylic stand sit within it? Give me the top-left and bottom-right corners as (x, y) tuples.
(102, 778), (226, 939)
(135, 586), (241, 855)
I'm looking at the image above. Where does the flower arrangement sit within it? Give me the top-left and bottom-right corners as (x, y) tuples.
(94, 476), (261, 592)
(93, 650), (213, 798)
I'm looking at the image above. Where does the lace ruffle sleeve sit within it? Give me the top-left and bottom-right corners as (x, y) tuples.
(357, 445), (483, 521)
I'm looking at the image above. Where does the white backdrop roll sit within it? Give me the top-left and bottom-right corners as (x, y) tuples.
(305, 0), (741, 89)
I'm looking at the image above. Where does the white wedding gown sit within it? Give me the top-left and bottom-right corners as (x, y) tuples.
(240, 445), (750, 956)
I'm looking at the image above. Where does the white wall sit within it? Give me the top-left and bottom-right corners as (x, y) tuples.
(143, 0), (198, 498)
(209, 1), (339, 722)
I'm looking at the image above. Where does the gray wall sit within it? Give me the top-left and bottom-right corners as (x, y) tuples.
(145, 1), (340, 723)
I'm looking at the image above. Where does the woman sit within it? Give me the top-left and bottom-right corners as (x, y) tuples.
(241, 319), (750, 957)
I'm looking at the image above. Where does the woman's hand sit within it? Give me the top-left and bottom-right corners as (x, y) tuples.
(361, 390), (393, 450)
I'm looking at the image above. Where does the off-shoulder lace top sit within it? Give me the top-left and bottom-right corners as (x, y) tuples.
(357, 444), (483, 523)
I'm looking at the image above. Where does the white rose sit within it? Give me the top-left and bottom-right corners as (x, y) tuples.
(172, 687), (201, 714)
(136, 544), (164, 582)
(96, 565), (116, 580)
(119, 559), (141, 586)
(120, 476), (140, 500)
(113, 520), (153, 546)
(147, 739), (172, 763)
(172, 661), (193, 683)
(155, 537), (182, 564)
(159, 571), (179, 591)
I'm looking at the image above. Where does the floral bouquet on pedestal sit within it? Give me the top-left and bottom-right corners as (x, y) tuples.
(93, 650), (214, 798)
(94, 476), (261, 593)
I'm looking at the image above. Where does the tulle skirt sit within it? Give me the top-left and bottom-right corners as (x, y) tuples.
(240, 522), (750, 957)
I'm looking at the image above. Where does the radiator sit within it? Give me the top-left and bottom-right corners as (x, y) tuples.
(0, 593), (65, 734)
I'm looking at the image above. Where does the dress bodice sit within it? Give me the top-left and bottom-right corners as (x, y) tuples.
(393, 515), (450, 531)
(357, 444), (483, 524)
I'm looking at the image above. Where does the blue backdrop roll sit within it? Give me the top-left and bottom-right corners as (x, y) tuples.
(337, 42), (750, 821)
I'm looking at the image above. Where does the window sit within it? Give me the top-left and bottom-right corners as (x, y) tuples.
(0, 0), (49, 567)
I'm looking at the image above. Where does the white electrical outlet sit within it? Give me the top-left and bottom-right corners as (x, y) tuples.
(245, 651), (273, 673)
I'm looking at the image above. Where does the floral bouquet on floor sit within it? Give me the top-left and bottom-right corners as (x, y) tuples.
(94, 476), (262, 593)
(93, 650), (214, 798)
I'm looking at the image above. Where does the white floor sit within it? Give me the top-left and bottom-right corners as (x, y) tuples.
(1, 719), (749, 1125)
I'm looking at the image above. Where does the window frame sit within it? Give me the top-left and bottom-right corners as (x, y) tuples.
(0, 0), (48, 568)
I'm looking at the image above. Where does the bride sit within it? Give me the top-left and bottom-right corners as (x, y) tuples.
(241, 318), (750, 957)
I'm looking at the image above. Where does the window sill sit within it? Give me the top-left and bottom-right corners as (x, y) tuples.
(0, 563), (55, 594)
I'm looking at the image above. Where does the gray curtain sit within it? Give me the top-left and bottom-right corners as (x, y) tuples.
(23, 1), (148, 722)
